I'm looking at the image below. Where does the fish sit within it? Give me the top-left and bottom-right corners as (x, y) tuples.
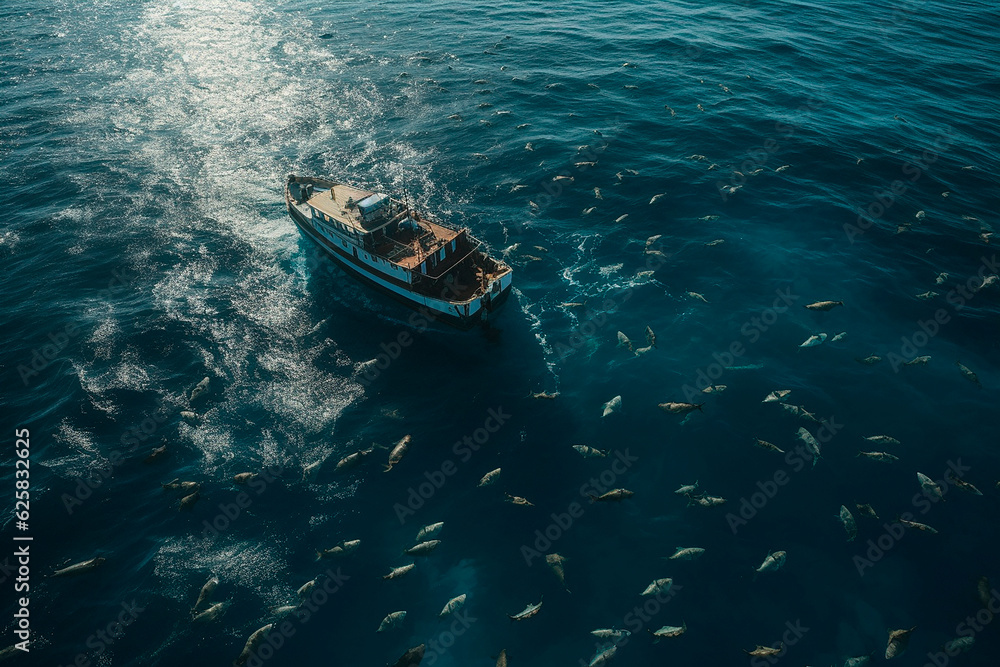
(781, 403), (820, 423)
(601, 395), (622, 418)
(956, 361), (982, 387)
(495, 649), (508, 667)
(917, 472), (944, 501)
(799, 333), (828, 347)
(687, 494), (726, 507)
(705, 238), (725, 246)
(384, 434), (412, 472)
(383, 564), (416, 580)
(336, 444), (380, 470)
(510, 184), (528, 192)
(762, 389), (791, 403)
(189, 376), (210, 403)
(617, 331), (633, 352)
(857, 451), (899, 463)
(179, 490), (200, 510)
(302, 459), (322, 481)
(233, 472), (257, 484)
(546, 553), (570, 591)
(389, 645), (426, 667)
(641, 578), (673, 596)
(702, 384), (727, 394)
(916, 290), (938, 299)
(439, 594), (467, 617)
(271, 604), (298, 618)
(645, 325), (656, 347)
(658, 401), (703, 415)
(573, 444), (608, 458)
(588, 645), (617, 667)
(943, 637), (974, 653)
(191, 601), (228, 623)
(377, 610), (407, 632)
(508, 598), (543, 621)
(594, 187), (603, 199)
(977, 576), (991, 607)
(843, 656), (871, 667)
(856, 355), (882, 365)
(582, 206), (596, 216)
(976, 274), (999, 290)
(623, 84), (639, 90)
(864, 435), (900, 446)
(898, 517), (938, 534)
(697, 104), (705, 112)
(649, 622), (687, 640)
(668, 547), (705, 560)
(915, 210), (926, 220)
(839, 505), (858, 541)
(650, 193), (666, 204)
(856, 503), (879, 520)
(553, 175), (573, 183)
(947, 474), (983, 496)
(415, 522), (444, 541)
(935, 272), (949, 284)
(745, 644), (783, 657)
(797, 427), (821, 466)
(234, 625), (273, 665)
(51, 556), (105, 577)
(404, 540), (441, 556)
(590, 488), (633, 502)
(674, 481), (698, 495)
(699, 215), (720, 221)
(885, 627), (915, 659)
(687, 291), (709, 303)
(478, 468), (501, 487)
(804, 300), (844, 311)
(297, 579), (316, 599)
(590, 628), (631, 640)
(775, 164), (791, 172)
(664, 105), (676, 116)
(192, 575), (218, 612)
(831, 331), (848, 342)
(505, 493), (534, 507)
(180, 410), (199, 424)
(754, 438), (784, 454)
(162, 478), (199, 492)
(316, 539), (361, 560)
(755, 550), (787, 575)
(144, 445), (168, 463)
(615, 214), (629, 223)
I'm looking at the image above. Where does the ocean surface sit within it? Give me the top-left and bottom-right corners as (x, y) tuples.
(2, 0), (1000, 665)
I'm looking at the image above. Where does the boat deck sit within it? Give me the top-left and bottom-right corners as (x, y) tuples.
(307, 184), (388, 233)
(378, 219), (462, 270)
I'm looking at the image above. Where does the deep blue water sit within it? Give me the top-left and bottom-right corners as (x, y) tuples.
(2, 1), (1000, 665)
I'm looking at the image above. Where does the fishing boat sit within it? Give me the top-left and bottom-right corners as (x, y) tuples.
(285, 175), (513, 329)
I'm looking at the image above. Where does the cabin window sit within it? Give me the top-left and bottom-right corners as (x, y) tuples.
(451, 240), (456, 252)
(439, 248), (446, 261)
(341, 240), (347, 248)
